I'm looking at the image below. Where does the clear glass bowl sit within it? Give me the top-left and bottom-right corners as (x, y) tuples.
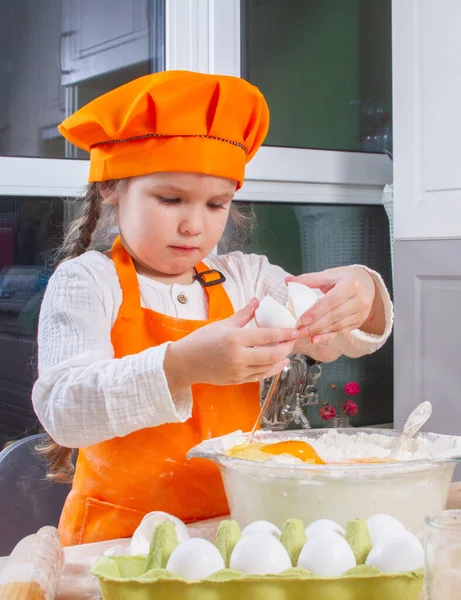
(188, 428), (461, 534)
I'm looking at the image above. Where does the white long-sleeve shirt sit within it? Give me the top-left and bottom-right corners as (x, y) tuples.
(32, 251), (393, 448)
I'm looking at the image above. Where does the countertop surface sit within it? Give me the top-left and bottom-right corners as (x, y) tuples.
(2, 482), (461, 599)
(42, 482), (461, 598)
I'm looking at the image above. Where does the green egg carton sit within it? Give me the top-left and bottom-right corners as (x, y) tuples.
(92, 519), (424, 600)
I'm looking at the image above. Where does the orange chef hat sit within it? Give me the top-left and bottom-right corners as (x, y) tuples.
(58, 70), (269, 189)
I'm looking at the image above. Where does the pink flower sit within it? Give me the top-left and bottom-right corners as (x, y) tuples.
(320, 403), (337, 421)
(343, 399), (359, 417)
(344, 382), (360, 396)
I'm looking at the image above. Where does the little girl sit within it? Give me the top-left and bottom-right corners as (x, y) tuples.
(32, 70), (392, 546)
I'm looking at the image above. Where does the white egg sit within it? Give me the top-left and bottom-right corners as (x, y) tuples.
(130, 511), (190, 555)
(230, 532), (292, 575)
(166, 538), (225, 579)
(255, 295), (296, 328)
(297, 531), (356, 577)
(286, 282), (320, 320)
(304, 519), (345, 538)
(241, 520), (281, 539)
(366, 514), (407, 545)
(365, 533), (424, 573)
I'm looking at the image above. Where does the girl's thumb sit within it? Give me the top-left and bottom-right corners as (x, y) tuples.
(226, 298), (259, 328)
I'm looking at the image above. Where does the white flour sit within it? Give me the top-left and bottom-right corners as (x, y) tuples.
(216, 429), (461, 465)
(306, 430), (461, 463)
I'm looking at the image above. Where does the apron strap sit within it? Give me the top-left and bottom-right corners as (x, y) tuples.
(195, 262), (234, 320)
(111, 237), (234, 320)
(111, 236), (141, 316)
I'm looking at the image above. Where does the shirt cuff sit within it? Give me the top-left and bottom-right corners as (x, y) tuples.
(347, 265), (394, 352)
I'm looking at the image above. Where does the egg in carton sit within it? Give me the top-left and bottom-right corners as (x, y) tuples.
(92, 513), (425, 600)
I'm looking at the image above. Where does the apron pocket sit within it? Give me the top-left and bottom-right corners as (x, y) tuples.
(80, 497), (145, 545)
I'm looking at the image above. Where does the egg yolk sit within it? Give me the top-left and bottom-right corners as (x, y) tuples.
(226, 441), (324, 463)
(226, 441), (392, 464)
(259, 440), (325, 464)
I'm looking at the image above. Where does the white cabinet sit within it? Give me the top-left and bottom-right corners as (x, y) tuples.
(394, 240), (461, 432)
(392, 0), (461, 240)
(60, 0), (149, 85)
(392, 1), (461, 439)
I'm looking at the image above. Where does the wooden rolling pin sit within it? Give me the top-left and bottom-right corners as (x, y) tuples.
(0, 527), (64, 599)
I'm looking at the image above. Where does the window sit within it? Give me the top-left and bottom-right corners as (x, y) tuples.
(0, 195), (64, 444)
(0, 0), (165, 160)
(242, 0), (392, 153)
(0, 0), (165, 443)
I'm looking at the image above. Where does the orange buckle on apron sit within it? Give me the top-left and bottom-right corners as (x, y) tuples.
(194, 269), (226, 287)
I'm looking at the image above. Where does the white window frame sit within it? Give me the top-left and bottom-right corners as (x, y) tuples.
(0, 0), (392, 205)
(166, 0), (392, 206)
(0, 157), (88, 198)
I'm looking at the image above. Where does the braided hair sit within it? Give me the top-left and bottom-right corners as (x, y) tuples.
(37, 180), (124, 481)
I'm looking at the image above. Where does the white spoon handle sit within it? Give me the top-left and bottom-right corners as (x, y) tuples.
(389, 401), (432, 458)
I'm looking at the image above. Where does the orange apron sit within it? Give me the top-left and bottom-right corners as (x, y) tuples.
(58, 237), (260, 546)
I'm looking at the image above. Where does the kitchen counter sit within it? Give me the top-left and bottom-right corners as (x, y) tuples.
(2, 482), (460, 599)
(27, 482), (461, 599)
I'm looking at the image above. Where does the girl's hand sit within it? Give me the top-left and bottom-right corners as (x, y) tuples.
(164, 298), (299, 391)
(286, 266), (385, 344)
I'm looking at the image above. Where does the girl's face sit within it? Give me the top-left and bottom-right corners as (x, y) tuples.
(112, 171), (236, 282)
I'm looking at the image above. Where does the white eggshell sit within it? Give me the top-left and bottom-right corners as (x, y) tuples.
(287, 282), (320, 320)
(255, 295), (297, 328)
(366, 514), (407, 545)
(365, 533), (424, 573)
(305, 519), (345, 538)
(230, 532), (292, 575)
(241, 520), (281, 539)
(130, 511), (190, 555)
(166, 538), (225, 579)
(297, 531), (356, 577)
